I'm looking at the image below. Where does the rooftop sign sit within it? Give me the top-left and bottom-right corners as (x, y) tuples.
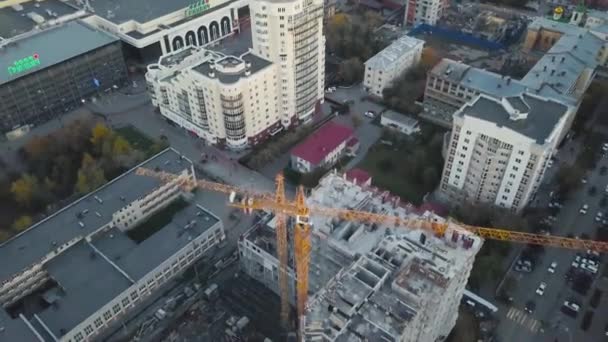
(185, 0), (211, 17)
(7, 54), (41, 76)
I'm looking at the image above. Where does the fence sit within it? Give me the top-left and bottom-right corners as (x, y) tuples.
(408, 24), (505, 50)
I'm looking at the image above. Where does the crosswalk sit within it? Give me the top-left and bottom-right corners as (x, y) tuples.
(505, 307), (542, 333)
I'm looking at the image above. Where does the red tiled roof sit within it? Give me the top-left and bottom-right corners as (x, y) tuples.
(345, 168), (371, 184)
(291, 122), (354, 165)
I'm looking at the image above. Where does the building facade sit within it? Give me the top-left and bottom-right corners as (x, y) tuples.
(146, 46), (282, 149)
(0, 149), (225, 342)
(404, 0), (447, 26)
(250, 0), (326, 125)
(363, 35), (424, 96)
(79, 0), (247, 60)
(0, 21), (127, 135)
(290, 122), (354, 173)
(439, 94), (569, 212)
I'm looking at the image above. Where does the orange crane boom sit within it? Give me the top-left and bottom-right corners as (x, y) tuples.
(136, 167), (608, 330)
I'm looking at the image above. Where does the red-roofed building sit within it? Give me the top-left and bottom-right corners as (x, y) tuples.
(345, 168), (372, 187)
(291, 122), (354, 173)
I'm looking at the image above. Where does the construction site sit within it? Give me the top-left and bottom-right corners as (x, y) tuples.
(237, 172), (483, 341)
(137, 163), (608, 341)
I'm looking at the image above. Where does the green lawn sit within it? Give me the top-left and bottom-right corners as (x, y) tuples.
(115, 125), (168, 157)
(115, 125), (155, 152)
(357, 123), (446, 205)
(127, 197), (189, 243)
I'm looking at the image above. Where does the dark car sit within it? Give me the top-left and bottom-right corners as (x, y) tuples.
(524, 300), (536, 314)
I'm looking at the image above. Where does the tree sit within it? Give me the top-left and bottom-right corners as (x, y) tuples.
(76, 153), (106, 194)
(90, 123), (111, 147)
(338, 58), (364, 85)
(12, 215), (33, 231)
(420, 47), (441, 70)
(555, 165), (584, 197)
(112, 136), (132, 156)
(11, 174), (39, 207)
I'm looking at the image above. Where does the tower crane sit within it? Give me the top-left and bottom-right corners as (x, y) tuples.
(136, 167), (608, 330)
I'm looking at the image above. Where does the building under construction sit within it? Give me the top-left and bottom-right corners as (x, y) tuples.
(238, 173), (483, 341)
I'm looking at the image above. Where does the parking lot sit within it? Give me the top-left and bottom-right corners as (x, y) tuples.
(496, 136), (608, 342)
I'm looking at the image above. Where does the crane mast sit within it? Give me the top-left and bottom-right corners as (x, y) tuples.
(136, 167), (608, 331)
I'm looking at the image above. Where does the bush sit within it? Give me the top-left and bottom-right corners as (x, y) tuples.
(377, 158), (394, 172)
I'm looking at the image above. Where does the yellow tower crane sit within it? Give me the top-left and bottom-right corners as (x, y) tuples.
(136, 167), (608, 331)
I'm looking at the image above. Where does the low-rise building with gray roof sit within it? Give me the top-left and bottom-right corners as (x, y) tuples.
(363, 35), (424, 96)
(0, 148), (225, 342)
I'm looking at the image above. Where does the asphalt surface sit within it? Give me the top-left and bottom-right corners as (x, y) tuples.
(496, 139), (608, 342)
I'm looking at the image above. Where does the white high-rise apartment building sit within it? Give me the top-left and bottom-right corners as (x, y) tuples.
(250, 0), (325, 125)
(439, 93), (570, 212)
(146, 47), (283, 149)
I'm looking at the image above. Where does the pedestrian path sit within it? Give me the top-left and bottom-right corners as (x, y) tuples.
(506, 307), (542, 333)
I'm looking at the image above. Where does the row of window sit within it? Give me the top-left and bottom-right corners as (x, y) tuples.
(69, 229), (222, 342)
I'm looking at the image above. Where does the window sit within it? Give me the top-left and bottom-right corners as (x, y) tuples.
(113, 303), (121, 314)
(103, 310), (112, 321)
(130, 291), (139, 301)
(122, 297), (131, 307)
(94, 318), (103, 328)
(74, 333), (84, 342)
(84, 325), (94, 335)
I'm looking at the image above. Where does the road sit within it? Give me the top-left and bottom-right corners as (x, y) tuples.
(496, 139), (608, 342)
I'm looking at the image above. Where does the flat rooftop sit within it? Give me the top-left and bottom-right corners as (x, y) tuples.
(0, 148), (191, 284)
(430, 58), (527, 98)
(365, 35), (424, 71)
(0, 0), (79, 39)
(66, 0), (234, 25)
(35, 202), (219, 337)
(0, 20), (118, 86)
(458, 93), (568, 144)
(192, 51), (273, 84)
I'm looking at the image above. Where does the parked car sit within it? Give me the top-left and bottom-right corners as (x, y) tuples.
(596, 212), (604, 222)
(536, 282), (547, 296)
(524, 300), (536, 314)
(548, 262), (557, 274)
(580, 204), (589, 215)
(563, 300), (580, 312)
(581, 263), (598, 274)
(364, 110), (376, 118)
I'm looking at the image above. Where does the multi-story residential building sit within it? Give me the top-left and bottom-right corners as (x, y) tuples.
(0, 148), (225, 342)
(363, 35), (424, 96)
(239, 173), (482, 340)
(250, 0), (326, 125)
(146, 47), (282, 149)
(290, 122), (356, 173)
(0, 21), (127, 135)
(404, 0), (448, 26)
(439, 93), (570, 212)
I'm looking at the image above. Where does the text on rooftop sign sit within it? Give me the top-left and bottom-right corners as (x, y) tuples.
(185, 0), (211, 17)
(8, 54), (41, 76)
